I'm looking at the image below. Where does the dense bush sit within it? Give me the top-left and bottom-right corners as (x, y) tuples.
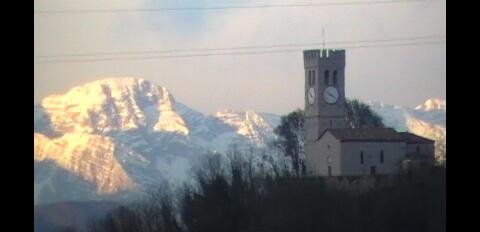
(89, 153), (445, 232)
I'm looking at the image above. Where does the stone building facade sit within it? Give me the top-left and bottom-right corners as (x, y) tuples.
(303, 49), (435, 176)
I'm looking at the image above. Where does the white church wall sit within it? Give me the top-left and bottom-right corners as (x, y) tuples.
(306, 132), (341, 176)
(341, 141), (406, 176)
(406, 143), (435, 159)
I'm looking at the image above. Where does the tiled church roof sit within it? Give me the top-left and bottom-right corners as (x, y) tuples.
(318, 128), (434, 143)
(319, 128), (404, 142)
(398, 132), (435, 144)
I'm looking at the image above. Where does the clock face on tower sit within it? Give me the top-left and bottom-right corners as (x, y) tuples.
(307, 87), (315, 105)
(323, 86), (339, 104)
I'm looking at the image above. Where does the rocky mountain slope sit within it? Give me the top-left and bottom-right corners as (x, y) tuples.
(34, 78), (445, 204)
(34, 78), (280, 204)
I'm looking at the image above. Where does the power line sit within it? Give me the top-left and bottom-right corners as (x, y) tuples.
(35, 39), (446, 63)
(34, 0), (427, 14)
(35, 35), (445, 59)
(34, 39), (445, 64)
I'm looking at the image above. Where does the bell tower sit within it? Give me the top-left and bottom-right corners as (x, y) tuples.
(304, 49), (348, 162)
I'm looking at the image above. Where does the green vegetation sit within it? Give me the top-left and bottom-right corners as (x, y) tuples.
(345, 99), (385, 128)
(87, 153), (445, 232)
(85, 104), (444, 232)
(273, 109), (305, 176)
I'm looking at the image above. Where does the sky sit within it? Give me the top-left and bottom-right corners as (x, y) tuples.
(34, 0), (446, 115)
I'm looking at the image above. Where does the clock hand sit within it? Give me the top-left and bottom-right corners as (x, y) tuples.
(327, 91), (336, 98)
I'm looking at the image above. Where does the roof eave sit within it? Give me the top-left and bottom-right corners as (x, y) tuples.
(340, 139), (405, 142)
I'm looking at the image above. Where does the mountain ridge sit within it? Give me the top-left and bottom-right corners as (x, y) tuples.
(34, 77), (445, 204)
(34, 78), (283, 204)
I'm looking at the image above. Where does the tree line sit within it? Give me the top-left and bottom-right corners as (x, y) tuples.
(85, 152), (445, 232)
(78, 99), (444, 232)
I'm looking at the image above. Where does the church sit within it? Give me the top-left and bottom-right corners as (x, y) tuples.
(303, 49), (435, 176)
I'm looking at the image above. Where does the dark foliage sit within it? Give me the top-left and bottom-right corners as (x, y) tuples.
(273, 109), (305, 176)
(179, 159), (445, 232)
(88, 102), (442, 232)
(88, 194), (181, 232)
(61, 226), (77, 232)
(89, 156), (445, 232)
(345, 99), (385, 128)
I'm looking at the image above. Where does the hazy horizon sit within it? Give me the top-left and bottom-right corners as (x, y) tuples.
(34, 0), (446, 115)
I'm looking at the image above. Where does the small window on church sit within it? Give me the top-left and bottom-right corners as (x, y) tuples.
(360, 151), (364, 164)
(330, 120), (333, 126)
(324, 70), (330, 85)
(416, 146), (420, 154)
(380, 150), (384, 163)
(333, 70), (338, 85)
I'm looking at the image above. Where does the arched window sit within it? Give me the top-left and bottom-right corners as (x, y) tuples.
(380, 150), (384, 163)
(416, 146), (420, 154)
(333, 70), (338, 85)
(324, 70), (330, 85)
(312, 70), (316, 85)
(360, 151), (364, 164)
(308, 70), (311, 86)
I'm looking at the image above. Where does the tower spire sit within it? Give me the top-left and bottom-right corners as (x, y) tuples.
(322, 26), (326, 49)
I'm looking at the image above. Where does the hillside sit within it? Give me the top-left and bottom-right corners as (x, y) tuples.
(34, 78), (281, 204)
(34, 78), (446, 204)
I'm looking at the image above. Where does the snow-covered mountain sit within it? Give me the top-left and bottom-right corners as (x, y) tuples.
(34, 78), (281, 204)
(34, 78), (445, 204)
(367, 98), (446, 164)
(415, 98), (446, 112)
